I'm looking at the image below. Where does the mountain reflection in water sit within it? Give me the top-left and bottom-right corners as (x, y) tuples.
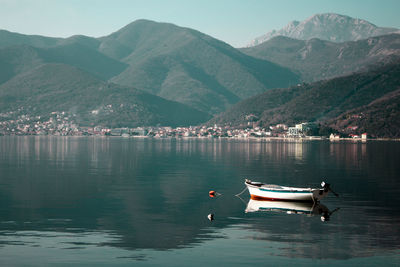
(0, 136), (399, 264)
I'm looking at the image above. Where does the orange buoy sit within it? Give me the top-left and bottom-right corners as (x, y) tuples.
(209, 190), (216, 197)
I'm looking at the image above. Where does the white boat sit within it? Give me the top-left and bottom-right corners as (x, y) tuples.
(245, 199), (334, 221)
(245, 179), (332, 202)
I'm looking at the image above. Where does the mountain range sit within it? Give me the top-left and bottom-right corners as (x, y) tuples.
(0, 14), (399, 136)
(241, 33), (400, 82)
(101, 20), (298, 113)
(0, 20), (298, 115)
(247, 13), (399, 47)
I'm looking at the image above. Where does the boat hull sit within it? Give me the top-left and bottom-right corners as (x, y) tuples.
(245, 181), (328, 202)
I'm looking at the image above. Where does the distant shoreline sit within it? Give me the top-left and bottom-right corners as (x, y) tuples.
(1, 135), (399, 142)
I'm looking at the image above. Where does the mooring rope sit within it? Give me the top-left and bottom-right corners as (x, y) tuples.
(235, 186), (248, 197)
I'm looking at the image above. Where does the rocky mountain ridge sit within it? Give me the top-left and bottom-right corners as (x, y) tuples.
(247, 13), (399, 47)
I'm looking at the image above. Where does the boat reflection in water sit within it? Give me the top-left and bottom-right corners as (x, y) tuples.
(245, 199), (338, 221)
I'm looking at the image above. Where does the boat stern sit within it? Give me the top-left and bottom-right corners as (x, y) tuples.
(312, 188), (329, 202)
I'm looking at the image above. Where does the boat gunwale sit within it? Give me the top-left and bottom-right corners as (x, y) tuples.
(245, 181), (318, 193)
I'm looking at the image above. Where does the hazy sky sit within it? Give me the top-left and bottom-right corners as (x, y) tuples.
(1, 0), (399, 47)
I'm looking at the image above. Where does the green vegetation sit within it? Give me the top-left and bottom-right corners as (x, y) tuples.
(329, 89), (400, 138)
(0, 43), (128, 84)
(0, 20), (399, 135)
(102, 20), (299, 113)
(241, 34), (400, 82)
(0, 20), (299, 116)
(210, 60), (400, 137)
(0, 64), (210, 127)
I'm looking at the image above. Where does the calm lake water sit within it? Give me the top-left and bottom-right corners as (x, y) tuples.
(0, 136), (399, 266)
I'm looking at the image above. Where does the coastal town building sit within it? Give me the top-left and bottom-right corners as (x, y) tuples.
(0, 109), (371, 140)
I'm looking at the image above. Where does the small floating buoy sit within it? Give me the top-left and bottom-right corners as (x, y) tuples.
(209, 190), (216, 197)
(207, 213), (214, 221)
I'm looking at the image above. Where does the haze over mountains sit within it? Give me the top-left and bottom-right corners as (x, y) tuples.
(0, 13), (399, 136)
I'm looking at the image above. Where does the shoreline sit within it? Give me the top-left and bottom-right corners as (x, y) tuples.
(1, 135), (399, 142)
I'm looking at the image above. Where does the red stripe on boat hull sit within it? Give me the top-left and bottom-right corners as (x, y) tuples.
(250, 195), (313, 202)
